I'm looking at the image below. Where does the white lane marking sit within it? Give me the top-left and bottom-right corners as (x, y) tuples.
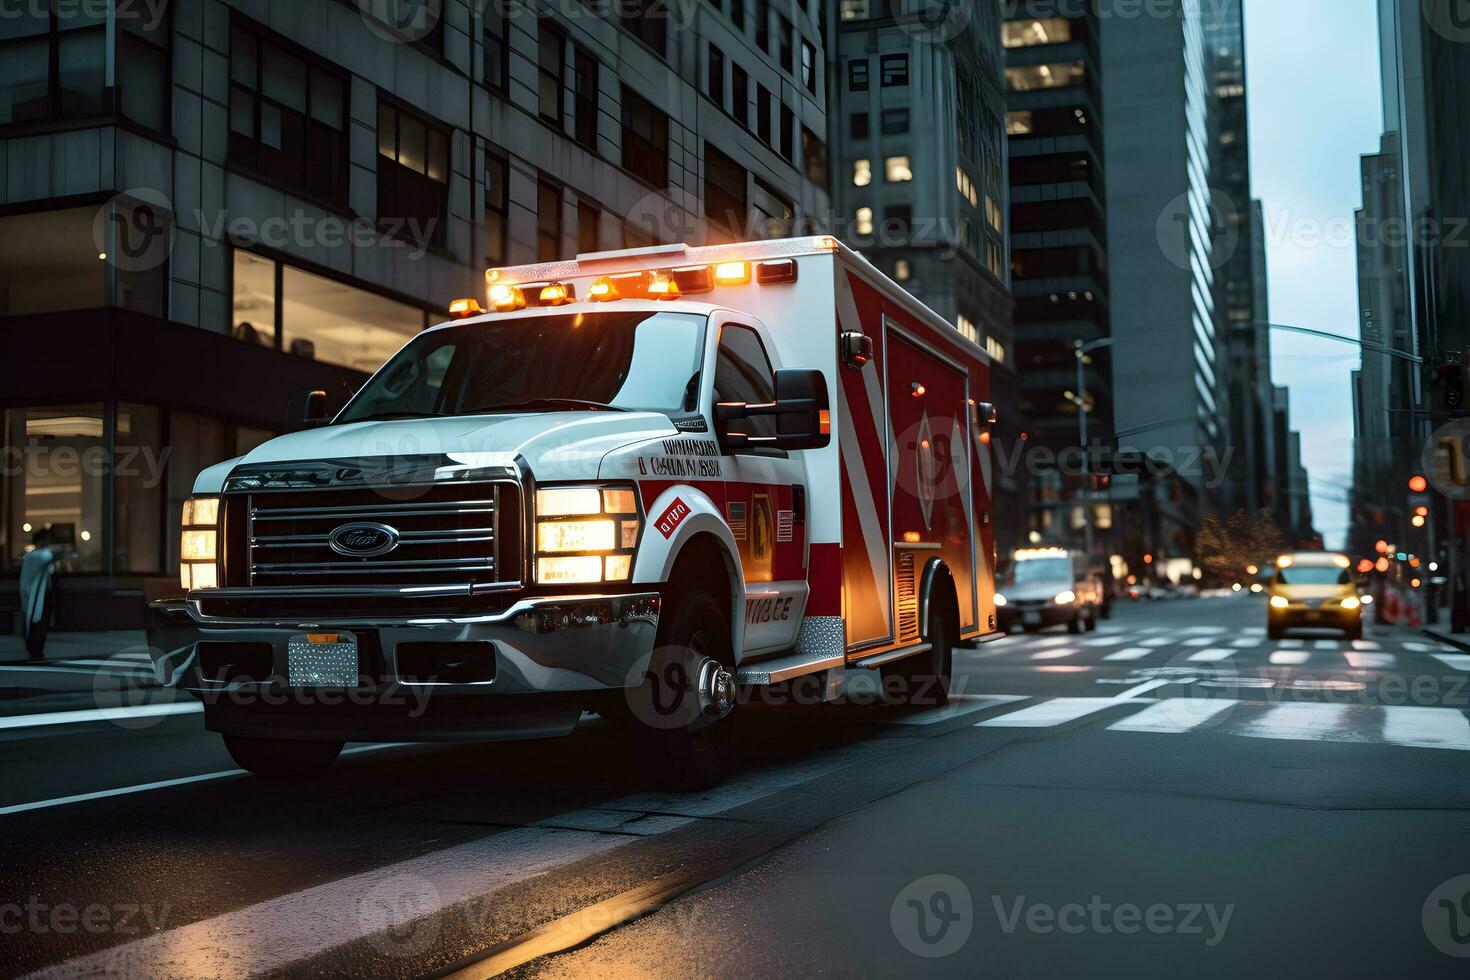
(1030, 647), (1077, 661)
(1278, 638), (1304, 648)
(1268, 651), (1311, 665)
(0, 702), (200, 731)
(1080, 635), (1130, 648)
(1183, 626), (1227, 635)
(1112, 678), (1175, 699)
(1243, 627), (1265, 635)
(0, 745), (402, 818)
(1103, 648), (1151, 662)
(976, 698), (1134, 729)
(1230, 639), (1259, 649)
(1381, 706), (1470, 751)
(1406, 641), (1454, 653)
(1351, 639), (1380, 650)
(1226, 702), (1353, 742)
(1344, 651), (1397, 670)
(1313, 640), (1340, 651)
(887, 695), (1030, 726)
(1140, 638), (1173, 647)
(24, 746), (871, 978)
(1186, 649), (1232, 663)
(1433, 654), (1470, 672)
(1182, 638), (1216, 647)
(1107, 698), (1238, 734)
(1030, 636), (1075, 648)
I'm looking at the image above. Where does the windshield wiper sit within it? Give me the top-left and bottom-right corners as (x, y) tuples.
(462, 398), (632, 414)
(334, 411), (444, 425)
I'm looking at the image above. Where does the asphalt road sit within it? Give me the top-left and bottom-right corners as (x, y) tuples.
(3, 596), (1470, 978)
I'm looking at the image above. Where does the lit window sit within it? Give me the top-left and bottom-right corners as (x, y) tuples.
(985, 195), (1002, 231)
(985, 335), (1006, 363)
(853, 159), (872, 187)
(894, 259), (911, 281)
(855, 206), (874, 236)
(956, 315), (978, 344)
(1003, 17), (1073, 48)
(839, 0), (869, 19)
(885, 156), (912, 182)
(1005, 62), (1085, 92)
(1006, 110), (1033, 136)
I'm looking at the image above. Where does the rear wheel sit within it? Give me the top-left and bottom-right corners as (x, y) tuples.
(882, 600), (954, 707)
(1084, 608), (1099, 632)
(624, 588), (737, 791)
(223, 735), (343, 779)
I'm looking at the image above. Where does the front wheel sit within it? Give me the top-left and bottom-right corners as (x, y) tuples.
(223, 735), (343, 778)
(625, 589), (738, 791)
(1067, 612), (1084, 635)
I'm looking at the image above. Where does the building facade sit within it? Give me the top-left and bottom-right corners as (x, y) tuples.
(0, 0), (831, 627)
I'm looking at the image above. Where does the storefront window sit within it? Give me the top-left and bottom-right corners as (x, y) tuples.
(0, 209), (105, 315)
(3, 406), (106, 573)
(114, 404), (163, 574)
(281, 264), (425, 372)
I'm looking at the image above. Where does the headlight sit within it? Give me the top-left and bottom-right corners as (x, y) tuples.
(994, 593), (1007, 607)
(1360, 594), (1374, 605)
(534, 485), (640, 585)
(1339, 596), (1361, 610)
(180, 496), (220, 590)
(1053, 590), (1076, 606)
(1270, 595), (1290, 609)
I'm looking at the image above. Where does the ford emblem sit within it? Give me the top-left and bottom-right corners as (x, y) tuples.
(328, 522), (400, 557)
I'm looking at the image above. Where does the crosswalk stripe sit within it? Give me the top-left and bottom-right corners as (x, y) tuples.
(1031, 647), (1078, 661)
(1080, 636), (1130, 647)
(976, 698), (1129, 729)
(1182, 638), (1216, 647)
(1278, 638), (1304, 648)
(1433, 654), (1470, 672)
(1407, 641), (1452, 653)
(1106, 698), (1238, 734)
(886, 695), (1030, 726)
(0, 702), (200, 731)
(1268, 651), (1311, 665)
(1230, 639), (1259, 649)
(1226, 702), (1353, 743)
(1103, 648), (1151, 662)
(1186, 649), (1232, 663)
(1313, 640), (1340, 651)
(1351, 639), (1381, 650)
(1344, 651), (1396, 669)
(1380, 706), (1470, 750)
(1140, 638), (1173, 647)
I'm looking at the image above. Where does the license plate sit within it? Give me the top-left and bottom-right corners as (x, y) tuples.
(1024, 612), (1042, 626)
(287, 632), (359, 687)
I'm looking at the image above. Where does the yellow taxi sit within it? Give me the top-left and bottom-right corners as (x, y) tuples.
(1267, 552), (1362, 641)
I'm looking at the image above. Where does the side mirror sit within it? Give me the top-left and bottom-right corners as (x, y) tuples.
(840, 331), (873, 370)
(975, 401), (998, 427)
(284, 389), (330, 433)
(716, 369), (831, 452)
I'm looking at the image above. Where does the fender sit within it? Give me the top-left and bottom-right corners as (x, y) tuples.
(192, 457), (244, 496)
(919, 557), (957, 640)
(634, 485), (750, 660)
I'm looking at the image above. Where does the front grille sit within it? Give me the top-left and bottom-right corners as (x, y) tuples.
(241, 482), (522, 588)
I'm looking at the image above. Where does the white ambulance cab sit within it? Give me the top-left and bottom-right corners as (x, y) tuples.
(147, 237), (1002, 788)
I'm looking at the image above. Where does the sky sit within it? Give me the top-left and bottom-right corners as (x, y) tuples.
(1243, 0), (1385, 549)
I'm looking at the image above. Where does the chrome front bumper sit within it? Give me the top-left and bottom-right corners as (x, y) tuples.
(144, 592), (660, 741)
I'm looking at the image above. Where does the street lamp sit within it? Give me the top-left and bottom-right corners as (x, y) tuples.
(1074, 337), (1117, 561)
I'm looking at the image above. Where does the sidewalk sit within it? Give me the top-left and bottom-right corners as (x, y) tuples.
(1424, 625), (1470, 653)
(0, 630), (149, 664)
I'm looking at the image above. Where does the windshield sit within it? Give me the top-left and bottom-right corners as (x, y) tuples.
(1276, 566), (1351, 587)
(1010, 558), (1072, 585)
(337, 311), (707, 422)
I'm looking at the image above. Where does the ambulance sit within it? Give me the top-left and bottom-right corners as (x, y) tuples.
(146, 236), (1001, 788)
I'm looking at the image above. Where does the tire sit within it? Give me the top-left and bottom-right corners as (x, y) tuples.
(626, 588), (737, 791)
(223, 735), (343, 779)
(1267, 624), (1284, 641)
(882, 600), (954, 707)
(1067, 612), (1084, 635)
(1346, 622), (1363, 642)
(1084, 609), (1099, 632)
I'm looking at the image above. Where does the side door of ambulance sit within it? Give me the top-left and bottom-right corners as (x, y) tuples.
(710, 315), (809, 656)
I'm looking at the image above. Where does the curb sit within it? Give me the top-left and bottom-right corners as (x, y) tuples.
(1423, 627), (1470, 653)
